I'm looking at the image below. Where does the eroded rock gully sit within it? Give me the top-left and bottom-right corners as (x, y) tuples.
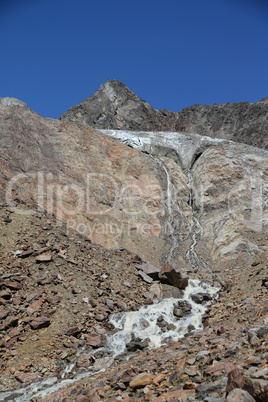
(0, 90), (267, 401)
(1, 99), (268, 272)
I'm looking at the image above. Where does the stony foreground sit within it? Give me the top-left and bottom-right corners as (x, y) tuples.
(0, 86), (268, 400)
(0, 203), (267, 401)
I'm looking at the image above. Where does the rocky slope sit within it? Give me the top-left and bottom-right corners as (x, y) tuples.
(0, 90), (267, 401)
(0, 203), (267, 401)
(0, 203), (152, 392)
(174, 99), (268, 150)
(0, 98), (169, 265)
(60, 80), (268, 150)
(1, 99), (268, 272)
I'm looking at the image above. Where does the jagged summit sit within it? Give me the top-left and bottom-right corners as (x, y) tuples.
(61, 80), (268, 150)
(60, 79), (177, 131)
(0, 82), (268, 401)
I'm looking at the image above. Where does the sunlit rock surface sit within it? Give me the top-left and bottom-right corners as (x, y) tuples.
(1, 86), (268, 402)
(60, 79), (177, 132)
(98, 129), (268, 269)
(60, 80), (268, 150)
(1, 99), (268, 272)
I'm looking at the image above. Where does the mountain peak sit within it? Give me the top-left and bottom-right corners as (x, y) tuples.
(60, 80), (268, 149)
(60, 80), (176, 131)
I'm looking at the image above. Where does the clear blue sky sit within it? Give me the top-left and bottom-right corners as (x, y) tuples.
(1, 0), (268, 118)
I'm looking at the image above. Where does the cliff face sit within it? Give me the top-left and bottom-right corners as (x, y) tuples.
(1, 90), (268, 401)
(175, 98), (268, 150)
(1, 98), (268, 274)
(61, 80), (268, 150)
(0, 98), (169, 265)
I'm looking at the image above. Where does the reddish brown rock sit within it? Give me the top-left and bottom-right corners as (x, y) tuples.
(86, 334), (103, 348)
(3, 316), (18, 329)
(3, 281), (22, 290)
(205, 361), (236, 377)
(15, 372), (38, 383)
(30, 316), (51, 330)
(35, 254), (52, 262)
(226, 368), (257, 399)
(65, 325), (82, 337)
(27, 298), (43, 314)
(95, 314), (105, 322)
(0, 290), (11, 300)
(111, 367), (135, 385)
(76, 353), (93, 368)
(176, 356), (187, 376)
(8, 327), (22, 338)
(183, 381), (197, 390)
(129, 372), (153, 389)
(19, 249), (34, 258)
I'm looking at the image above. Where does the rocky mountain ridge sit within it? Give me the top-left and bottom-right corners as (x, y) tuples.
(60, 79), (268, 150)
(1, 98), (267, 271)
(0, 85), (267, 401)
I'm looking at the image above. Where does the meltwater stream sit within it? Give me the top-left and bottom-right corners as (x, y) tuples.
(151, 155), (190, 263)
(0, 279), (219, 402)
(100, 129), (212, 270)
(107, 279), (219, 354)
(0, 130), (222, 401)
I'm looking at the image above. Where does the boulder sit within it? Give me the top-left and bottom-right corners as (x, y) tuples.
(126, 340), (149, 352)
(15, 372), (38, 383)
(191, 292), (212, 304)
(35, 254), (52, 262)
(159, 263), (188, 289)
(136, 263), (160, 280)
(86, 334), (103, 348)
(227, 388), (255, 402)
(30, 316), (51, 330)
(129, 372), (153, 389)
(60, 80), (176, 132)
(76, 353), (94, 368)
(161, 284), (184, 299)
(226, 368), (264, 400)
(138, 271), (153, 284)
(173, 300), (192, 318)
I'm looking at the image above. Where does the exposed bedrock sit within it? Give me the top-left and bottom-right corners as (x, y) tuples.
(1, 97), (268, 274)
(60, 79), (268, 150)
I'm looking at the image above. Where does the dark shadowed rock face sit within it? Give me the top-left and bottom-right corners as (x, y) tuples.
(60, 79), (177, 132)
(175, 98), (268, 150)
(61, 80), (268, 150)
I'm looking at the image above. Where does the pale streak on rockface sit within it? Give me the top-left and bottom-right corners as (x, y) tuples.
(1, 98), (268, 273)
(99, 129), (268, 270)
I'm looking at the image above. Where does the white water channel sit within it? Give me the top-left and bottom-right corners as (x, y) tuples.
(151, 155), (191, 263)
(107, 279), (219, 354)
(0, 279), (219, 402)
(100, 129), (212, 269)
